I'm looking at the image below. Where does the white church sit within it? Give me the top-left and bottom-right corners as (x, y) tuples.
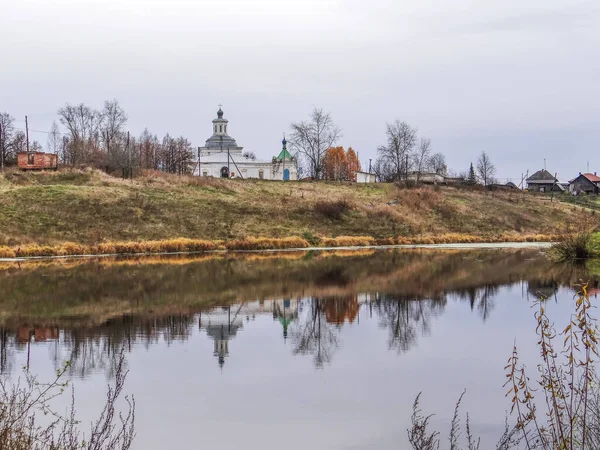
(193, 107), (297, 180)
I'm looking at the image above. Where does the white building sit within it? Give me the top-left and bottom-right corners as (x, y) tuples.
(193, 107), (297, 180)
(354, 171), (377, 183)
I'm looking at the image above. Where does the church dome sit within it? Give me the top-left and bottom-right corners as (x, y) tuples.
(217, 108), (224, 119)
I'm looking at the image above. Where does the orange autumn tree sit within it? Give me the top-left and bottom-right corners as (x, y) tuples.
(322, 146), (362, 181)
(346, 147), (361, 181)
(322, 146), (347, 181)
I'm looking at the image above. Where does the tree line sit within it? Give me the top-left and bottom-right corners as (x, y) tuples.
(1, 102), (498, 184)
(0, 100), (194, 175)
(290, 107), (498, 185)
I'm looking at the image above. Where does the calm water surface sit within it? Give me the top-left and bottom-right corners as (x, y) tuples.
(0, 249), (597, 449)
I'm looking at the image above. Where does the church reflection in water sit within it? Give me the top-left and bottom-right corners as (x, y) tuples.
(199, 299), (300, 367)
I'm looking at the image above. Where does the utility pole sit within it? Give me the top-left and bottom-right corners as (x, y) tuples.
(25, 116), (30, 153)
(368, 158), (372, 174)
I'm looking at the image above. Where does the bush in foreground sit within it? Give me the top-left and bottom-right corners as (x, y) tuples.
(408, 284), (600, 449)
(0, 350), (134, 449)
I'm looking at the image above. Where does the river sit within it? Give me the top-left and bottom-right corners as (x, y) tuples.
(0, 248), (597, 449)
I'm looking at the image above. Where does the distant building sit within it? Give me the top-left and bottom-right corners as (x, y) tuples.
(568, 172), (600, 195)
(193, 108), (297, 181)
(355, 171), (376, 183)
(17, 152), (58, 171)
(407, 172), (447, 185)
(526, 169), (561, 193)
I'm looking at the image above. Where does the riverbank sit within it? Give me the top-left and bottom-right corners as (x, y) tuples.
(0, 235), (555, 260)
(0, 169), (593, 257)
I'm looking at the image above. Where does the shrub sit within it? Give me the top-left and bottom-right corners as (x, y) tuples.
(314, 199), (351, 220)
(0, 349), (134, 449)
(551, 232), (593, 262)
(408, 284), (600, 449)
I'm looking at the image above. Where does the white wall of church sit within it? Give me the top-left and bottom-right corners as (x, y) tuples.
(195, 161), (297, 180)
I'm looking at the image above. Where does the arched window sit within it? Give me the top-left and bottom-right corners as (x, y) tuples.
(214, 125), (217, 133)
(220, 125), (222, 133)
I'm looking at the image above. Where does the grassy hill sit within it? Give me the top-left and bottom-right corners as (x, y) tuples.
(0, 168), (593, 252)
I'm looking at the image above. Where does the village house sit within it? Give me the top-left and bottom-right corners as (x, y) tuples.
(568, 172), (600, 195)
(526, 169), (562, 193)
(193, 107), (297, 180)
(17, 152), (58, 171)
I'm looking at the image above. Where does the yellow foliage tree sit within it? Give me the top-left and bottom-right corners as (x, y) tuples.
(346, 147), (361, 182)
(322, 146), (347, 181)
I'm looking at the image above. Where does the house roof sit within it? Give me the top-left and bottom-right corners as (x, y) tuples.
(526, 169), (557, 183)
(569, 173), (600, 184)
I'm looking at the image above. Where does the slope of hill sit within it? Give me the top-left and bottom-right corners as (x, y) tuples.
(0, 168), (591, 250)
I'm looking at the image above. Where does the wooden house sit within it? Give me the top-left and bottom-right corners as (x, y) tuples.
(526, 169), (561, 193)
(17, 152), (58, 171)
(568, 172), (600, 195)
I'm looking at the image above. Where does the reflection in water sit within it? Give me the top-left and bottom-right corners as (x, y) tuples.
(0, 249), (598, 376)
(290, 298), (340, 368)
(374, 295), (444, 353)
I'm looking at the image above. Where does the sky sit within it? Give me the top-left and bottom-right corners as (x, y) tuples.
(2, 0), (599, 182)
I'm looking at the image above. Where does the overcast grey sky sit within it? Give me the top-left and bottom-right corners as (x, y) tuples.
(3, 0), (599, 181)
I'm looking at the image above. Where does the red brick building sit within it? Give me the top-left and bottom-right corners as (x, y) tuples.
(17, 152), (58, 170)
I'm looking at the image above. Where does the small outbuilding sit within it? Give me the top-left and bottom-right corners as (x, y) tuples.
(18, 152), (58, 171)
(355, 171), (376, 183)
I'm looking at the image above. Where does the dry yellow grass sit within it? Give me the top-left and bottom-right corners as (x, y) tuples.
(0, 169), (592, 252)
(0, 233), (560, 259)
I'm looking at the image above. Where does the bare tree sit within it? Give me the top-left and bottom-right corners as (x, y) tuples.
(429, 153), (448, 176)
(58, 103), (104, 166)
(11, 131), (27, 154)
(47, 121), (61, 157)
(289, 108), (341, 180)
(476, 151), (496, 186)
(372, 156), (395, 182)
(413, 138), (432, 184)
(376, 121), (418, 182)
(0, 113), (15, 169)
(102, 100), (127, 169)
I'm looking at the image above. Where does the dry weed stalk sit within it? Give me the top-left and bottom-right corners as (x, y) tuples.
(0, 349), (135, 450)
(408, 284), (600, 449)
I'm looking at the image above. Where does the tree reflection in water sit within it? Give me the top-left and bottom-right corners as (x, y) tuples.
(374, 295), (445, 353)
(290, 298), (340, 368)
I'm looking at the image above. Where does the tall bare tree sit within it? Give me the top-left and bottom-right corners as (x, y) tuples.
(102, 100), (127, 169)
(413, 137), (432, 184)
(46, 121), (61, 156)
(58, 103), (103, 166)
(429, 153), (448, 176)
(376, 121), (418, 182)
(289, 108), (341, 180)
(476, 151), (496, 186)
(0, 113), (15, 169)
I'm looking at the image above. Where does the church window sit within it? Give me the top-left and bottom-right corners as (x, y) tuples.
(220, 125), (222, 133)
(214, 125), (217, 133)
(202, 171), (208, 177)
(259, 170), (264, 179)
